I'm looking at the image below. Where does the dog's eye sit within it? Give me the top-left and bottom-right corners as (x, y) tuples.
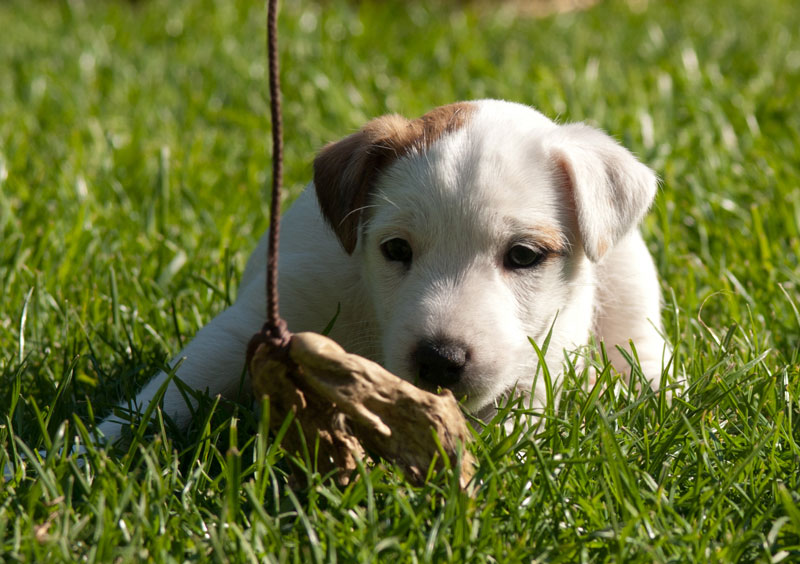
(505, 245), (544, 269)
(381, 238), (412, 264)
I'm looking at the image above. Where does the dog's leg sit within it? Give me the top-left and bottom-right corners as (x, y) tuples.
(96, 275), (266, 444)
(593, 230), (671, 388)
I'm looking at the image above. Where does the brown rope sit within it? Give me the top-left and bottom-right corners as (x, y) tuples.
(263, 0), (289, 345)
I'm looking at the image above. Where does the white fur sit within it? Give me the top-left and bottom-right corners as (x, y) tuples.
(97, 100), (670, 442)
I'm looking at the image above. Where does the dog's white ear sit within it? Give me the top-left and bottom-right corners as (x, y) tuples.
(546, 123), (657, 262)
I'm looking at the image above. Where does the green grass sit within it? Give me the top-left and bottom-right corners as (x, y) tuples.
(2, 0), (799, 561)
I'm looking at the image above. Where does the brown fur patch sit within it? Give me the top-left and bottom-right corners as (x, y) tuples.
(534, 225), (568, 254)
(314, 102), (476, 253)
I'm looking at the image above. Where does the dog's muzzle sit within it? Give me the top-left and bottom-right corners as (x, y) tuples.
(412, 338), (471, 388)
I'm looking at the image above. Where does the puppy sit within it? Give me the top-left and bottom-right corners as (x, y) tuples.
(98, 99), (669, 442)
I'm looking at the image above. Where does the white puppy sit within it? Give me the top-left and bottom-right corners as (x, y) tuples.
(98, 99), (669, 442)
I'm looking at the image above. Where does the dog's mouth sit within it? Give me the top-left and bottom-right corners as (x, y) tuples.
(425, 374), (534, 415)
(415, 378), (469, 401)
(410, 374), (497, 414)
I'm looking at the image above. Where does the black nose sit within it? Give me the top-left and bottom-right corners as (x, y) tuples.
(413, 338), (470, 387)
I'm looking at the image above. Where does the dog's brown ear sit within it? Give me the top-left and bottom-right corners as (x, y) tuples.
(313, 115), (412, 254)
(546, 123), (657, 262)
(314, 103), (476, 254)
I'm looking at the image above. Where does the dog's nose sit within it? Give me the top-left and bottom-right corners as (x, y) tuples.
(413, 338), (470, 388)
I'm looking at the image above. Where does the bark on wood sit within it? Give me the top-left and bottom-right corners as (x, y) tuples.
(249, 332), (475, 488)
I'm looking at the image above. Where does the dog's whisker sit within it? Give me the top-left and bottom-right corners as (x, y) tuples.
(338, 204), (379, 227)
(370, 189), (400, 210)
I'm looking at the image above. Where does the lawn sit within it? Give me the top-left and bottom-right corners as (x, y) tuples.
(1, 0), (799, 561)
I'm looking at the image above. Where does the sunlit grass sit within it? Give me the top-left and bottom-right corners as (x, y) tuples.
(1, 0), (799, 561)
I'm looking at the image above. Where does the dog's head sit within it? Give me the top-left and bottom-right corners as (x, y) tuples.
(313, 100), (657, 413)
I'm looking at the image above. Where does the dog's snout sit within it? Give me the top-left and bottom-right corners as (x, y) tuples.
(413, 338), (470, 388)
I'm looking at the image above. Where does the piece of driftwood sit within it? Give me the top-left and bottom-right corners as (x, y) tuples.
(249, 332), (475, 488)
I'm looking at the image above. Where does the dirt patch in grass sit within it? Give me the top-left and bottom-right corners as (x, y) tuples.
(468, 0), (601, 17)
